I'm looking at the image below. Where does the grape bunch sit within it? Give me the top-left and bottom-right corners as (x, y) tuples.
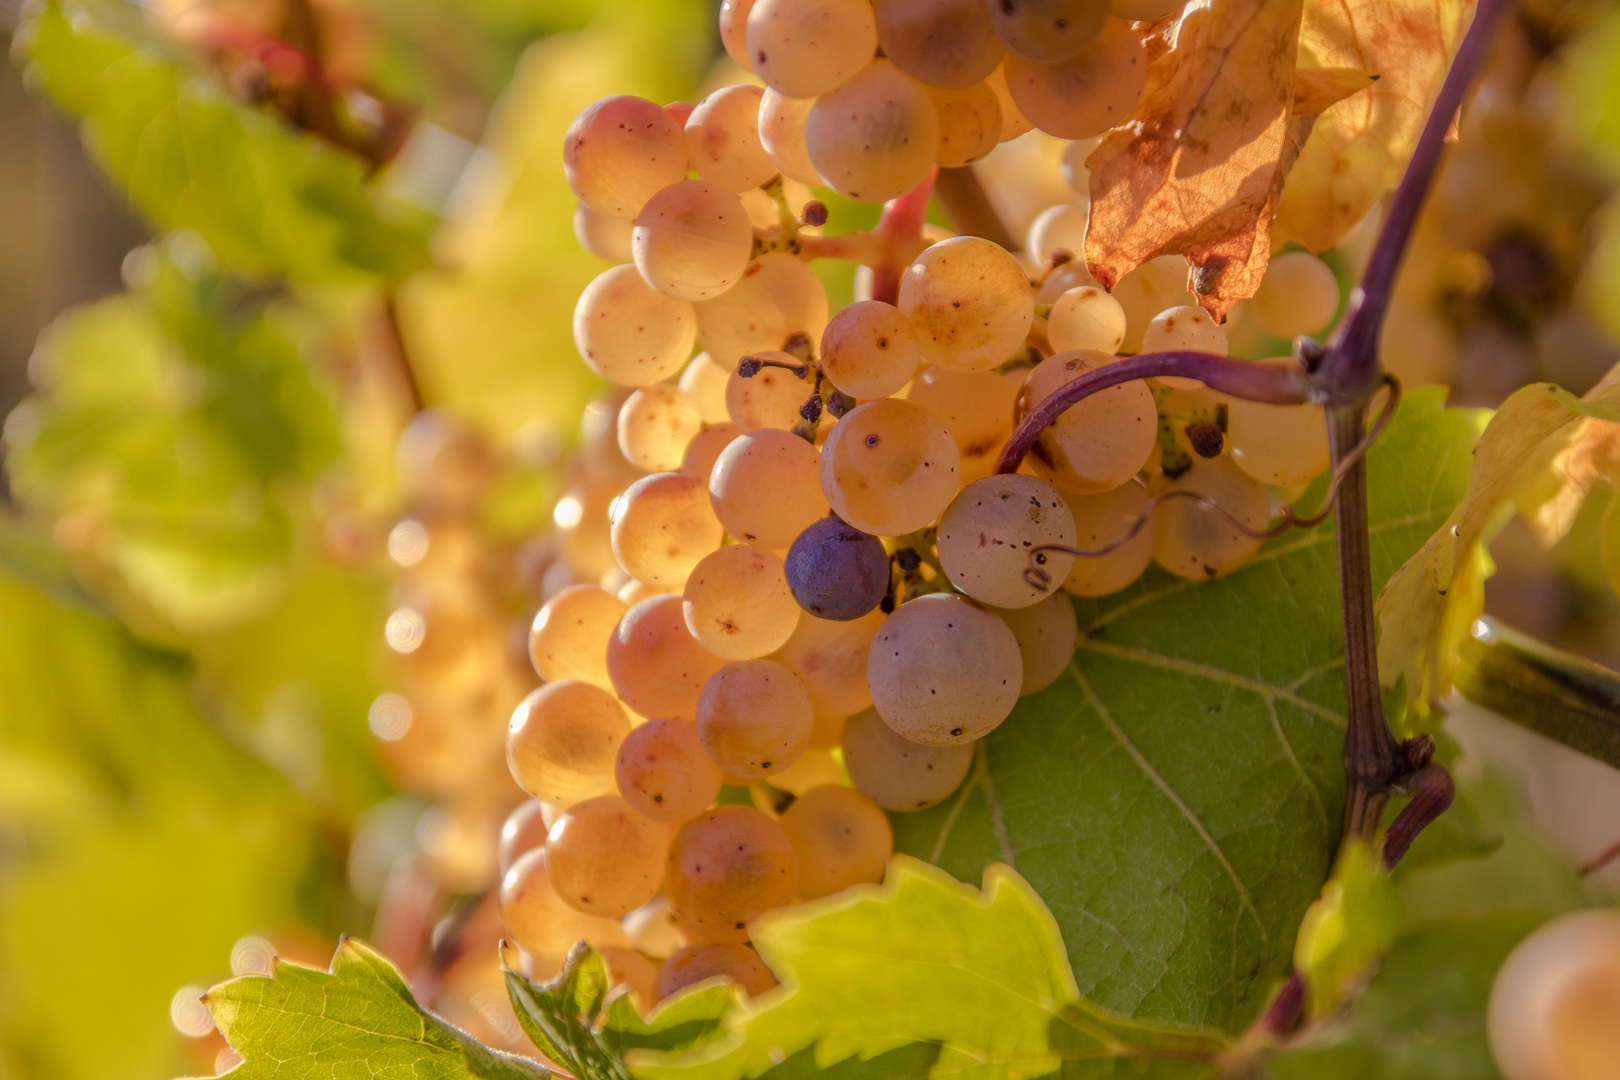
(501, 0), (1353, 1011)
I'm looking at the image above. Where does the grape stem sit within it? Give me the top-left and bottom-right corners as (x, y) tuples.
(871, 167), (939, 305)
(1381, 761), (1455, 870)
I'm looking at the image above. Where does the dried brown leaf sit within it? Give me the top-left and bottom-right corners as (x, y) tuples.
(1292, 66), (1376, 116)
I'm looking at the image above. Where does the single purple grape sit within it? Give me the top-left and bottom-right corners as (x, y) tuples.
(784, 517), (889, 621)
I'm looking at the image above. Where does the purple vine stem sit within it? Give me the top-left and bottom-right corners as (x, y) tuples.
(1381, 764), (1456, 869)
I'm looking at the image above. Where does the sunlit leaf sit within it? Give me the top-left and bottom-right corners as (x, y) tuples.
(1293, 842), (1401, 1018)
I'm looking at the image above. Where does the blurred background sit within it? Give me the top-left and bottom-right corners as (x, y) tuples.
(0, 0), (1618, 1077)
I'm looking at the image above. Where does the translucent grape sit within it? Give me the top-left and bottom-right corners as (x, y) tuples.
(1151, 455), (1270, 579)
(622, 897), (684, 958)
(718, 0), (757, 66)
(984, 61), (1034, 141)
(1141, 304), (1228, 389)
(696, 253), (830, 370)
(1022, 349), (1157, 492)
(767, 748), (847, 794)
(616, 716), (723, 824)
(757, 89), (822, 187)
(664, 806), (798, 943)
(679, 354), (732, 425)
(544, 794), (670, 917)
(927, 81), (1003, 167)
(683, 544), (801, 659)
(655, 943), (778, 1000)
(820, 398), (961, 536)
(1002, 18), (1147, 138)
(1488, 909), (1620, 1080)
(991, 591), (1077, 694)
(617, 385), (704, 472)
(809, 709), (846, 749)
(597, 946), (659, 1009)
(805, 60), (940, 203)
(772, 608), (885, 716)
(783, 516), (890, 621)
(564, 95), (690, 219)
(709, 428), (829, 548)
(989, 0), (1109, 63)
(1035, 258), (1100, 303)
(1110, 0), (1182, 17)
(1251, 252), (1341, 338)
(1112, 255), (1195, 352)
(1227, 369), (1330, 486)
(680, 421), (743, 481)
(607, 595), (728, 720)
(1047, 286), (1126, 354)
(746, 0), (880, 98)
(574, 264), (698, 387)
(500, 850), (630, 960)
(574, 202), (634, 261)
(695, 659), (814, 779)
(1060, 134), (1100, 192)
(839, 706), (973, 810)
(498, 799), (553, 873)
(506, 682), (629, 805)
(898, 236), (1034, 371)
(902, 365), (1021, 483)
(609, 472), (723, 588)
(529, 584), (628, 689)
(632, 180), (753, 302)
(937, 474), (1077, 607)
(867, 593), (1023, 745)
(779, 785), (893, 899)
(1062, 479), (1156, 596)
(874, 0), (1005, 88)
(725, 354), (813, 430)
(1026, 203), (1088, 263)
(683, 85), (777, 194)
(820, 301), (921, 399)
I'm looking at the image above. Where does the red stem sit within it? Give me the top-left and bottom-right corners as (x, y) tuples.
(871, 167), (938, 305)
(1381, 764), (1455, 869)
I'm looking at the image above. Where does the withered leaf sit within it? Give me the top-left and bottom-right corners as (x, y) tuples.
(1293, 66), (1377, 116)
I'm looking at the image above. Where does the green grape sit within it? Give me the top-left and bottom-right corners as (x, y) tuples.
(873, 0), (1005, 89)
(902, 365), (1021, 483)
(623, 896), (684, 958)
(839, 706), (974, 810)
(1227, 368), (1330, 486)
(615, 716), (723, 824)
(805, 59), (940, 202)
(820, 398), (961, 536)
(757, 89), (822, 187)
(1035, 259), (1100, 304)
(1047, 286), (1127, 354)
(696, 659), (814, 779)
(898, 236), (1034, 371)
(708, 427), (829, 548)
(529, 584), (628, 690)
(618, 384), (704, 472)
(778, 785), (893, 899)
(632, 180), (753, 302)
(678, 354), (732, 425)
(683, 544), (801, 659)
(1002, 18), (1147, 139)
(725, 353), (813, 430)
(991, 591), (1078, 694)
(498, 799), (554, 874)
(609, 472), (724, 588)
(686, 84), (779, 193)
(867, 593), (1023, 745)
(573, 202), (634, 261)
(820, 301), (922, 399)
(1025, 203), (1088, 264)
(506, 682), (629, 805)
(772, 608), (886, 717)
(564, 95), (689, 219)
(573, 264), (698, 387)
(746, 0), (880, 98)
(1488, 910), (1620, 1080)
(664, 805), (798, 943)
(679, 421), (743, 481)
(607, 595), (728, 720)
(543, 794), (670, 917)
(1022, 349), (1157, 493)
(1061, 478), (1156, 596)
(654, 943), (778, 1001)
(499, 849), (630, 959)
(1251, 252), (1341, 339)
(926, 81), (1003, 168)
(696, 253), (829, 370)
(1150, 454), (1270, 580)
(1142, 304), (1228, 389)
(937, 473), (1077, 608)
(989, 0), (1109, 63)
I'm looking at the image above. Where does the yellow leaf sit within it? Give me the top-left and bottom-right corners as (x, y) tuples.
(1292, 66), (1376, 116)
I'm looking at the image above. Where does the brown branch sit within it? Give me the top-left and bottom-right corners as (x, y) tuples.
(382, 291), (426, 414)
(934, 166), (1017, 250)
(1381, 763), (1455, 869)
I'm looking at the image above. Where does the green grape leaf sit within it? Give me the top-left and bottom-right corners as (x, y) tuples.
(629, 857), (1226, 1080)
(18, 2), (430, 284)
(891, 389), (1484, 1034)
(199, 938), (550, 1080)
(1292, 842), (1401, 1018)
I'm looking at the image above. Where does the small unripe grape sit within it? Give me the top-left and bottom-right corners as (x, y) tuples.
(991, 592), (1077, 694)
(1227, 367), (1330, 487)
(573, 265), (697, 387)
(757, 89), (821, 187)
(820, 399), (961, 536)
(805, 60), (940, 203)
(680, 421), (743, 481)
(1002, 18), (1147, 138)
(902, 365), (1021, 483)
(655, 943), (778, 1001)
(899, 237), (1034, 371)
(710, 428), (829, 548)
(1062, 479), (1156, 596)
(1022, 350), (1157, 493)
(840, 706), (974, 811)
(564, 95), (689, 219)
(1151, 455), (1270, 580)
(683, 545), (801, 659)
(574, 202), (634, 261)
(725, 354), (812, 430)
(501, 850), (631, 959)
(696, 253), (830, 370)
(529, 584), (628, 689)
(819, 301), (921, 400)
(868, 593), (1023, 746)
(718, 0), (757, 66)
(772, 608), (885, 717)
(506, 682), (629, 805)
(597, 946), (659, 1009)
(1488, 909), (1620, 1080)
(616, 716), (723, 824)
(1113, 256), (1196, 352)
(779, 786), (893, 899)
(607, 595), (728, 720)
(696, 659), (814, 779)
(1251, 252), (1341, 339)
(686, 85), (779, 193)
(633, 180), (753, 302)
(927, 81), (1003, 168)
(544, 794), (670, 917)
(1047, 286), (1126, 354)
(1035, 259), (1100, 303)
(498, 799), (553, 873)
(874, 0), (1005, 89)
(937, 474), (1077, 608)
(989, 0), (1109, 63)
(747, 0), (879, 99)
(984, 61), (1034, 141)
(679, 354), (731, 425)
(617, 385), (704, 472)
(609, 472), (723, 589)
(1025, 203), (1088, 264)
(664, 806), (798, 943)
(783, 516), (890, 621)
